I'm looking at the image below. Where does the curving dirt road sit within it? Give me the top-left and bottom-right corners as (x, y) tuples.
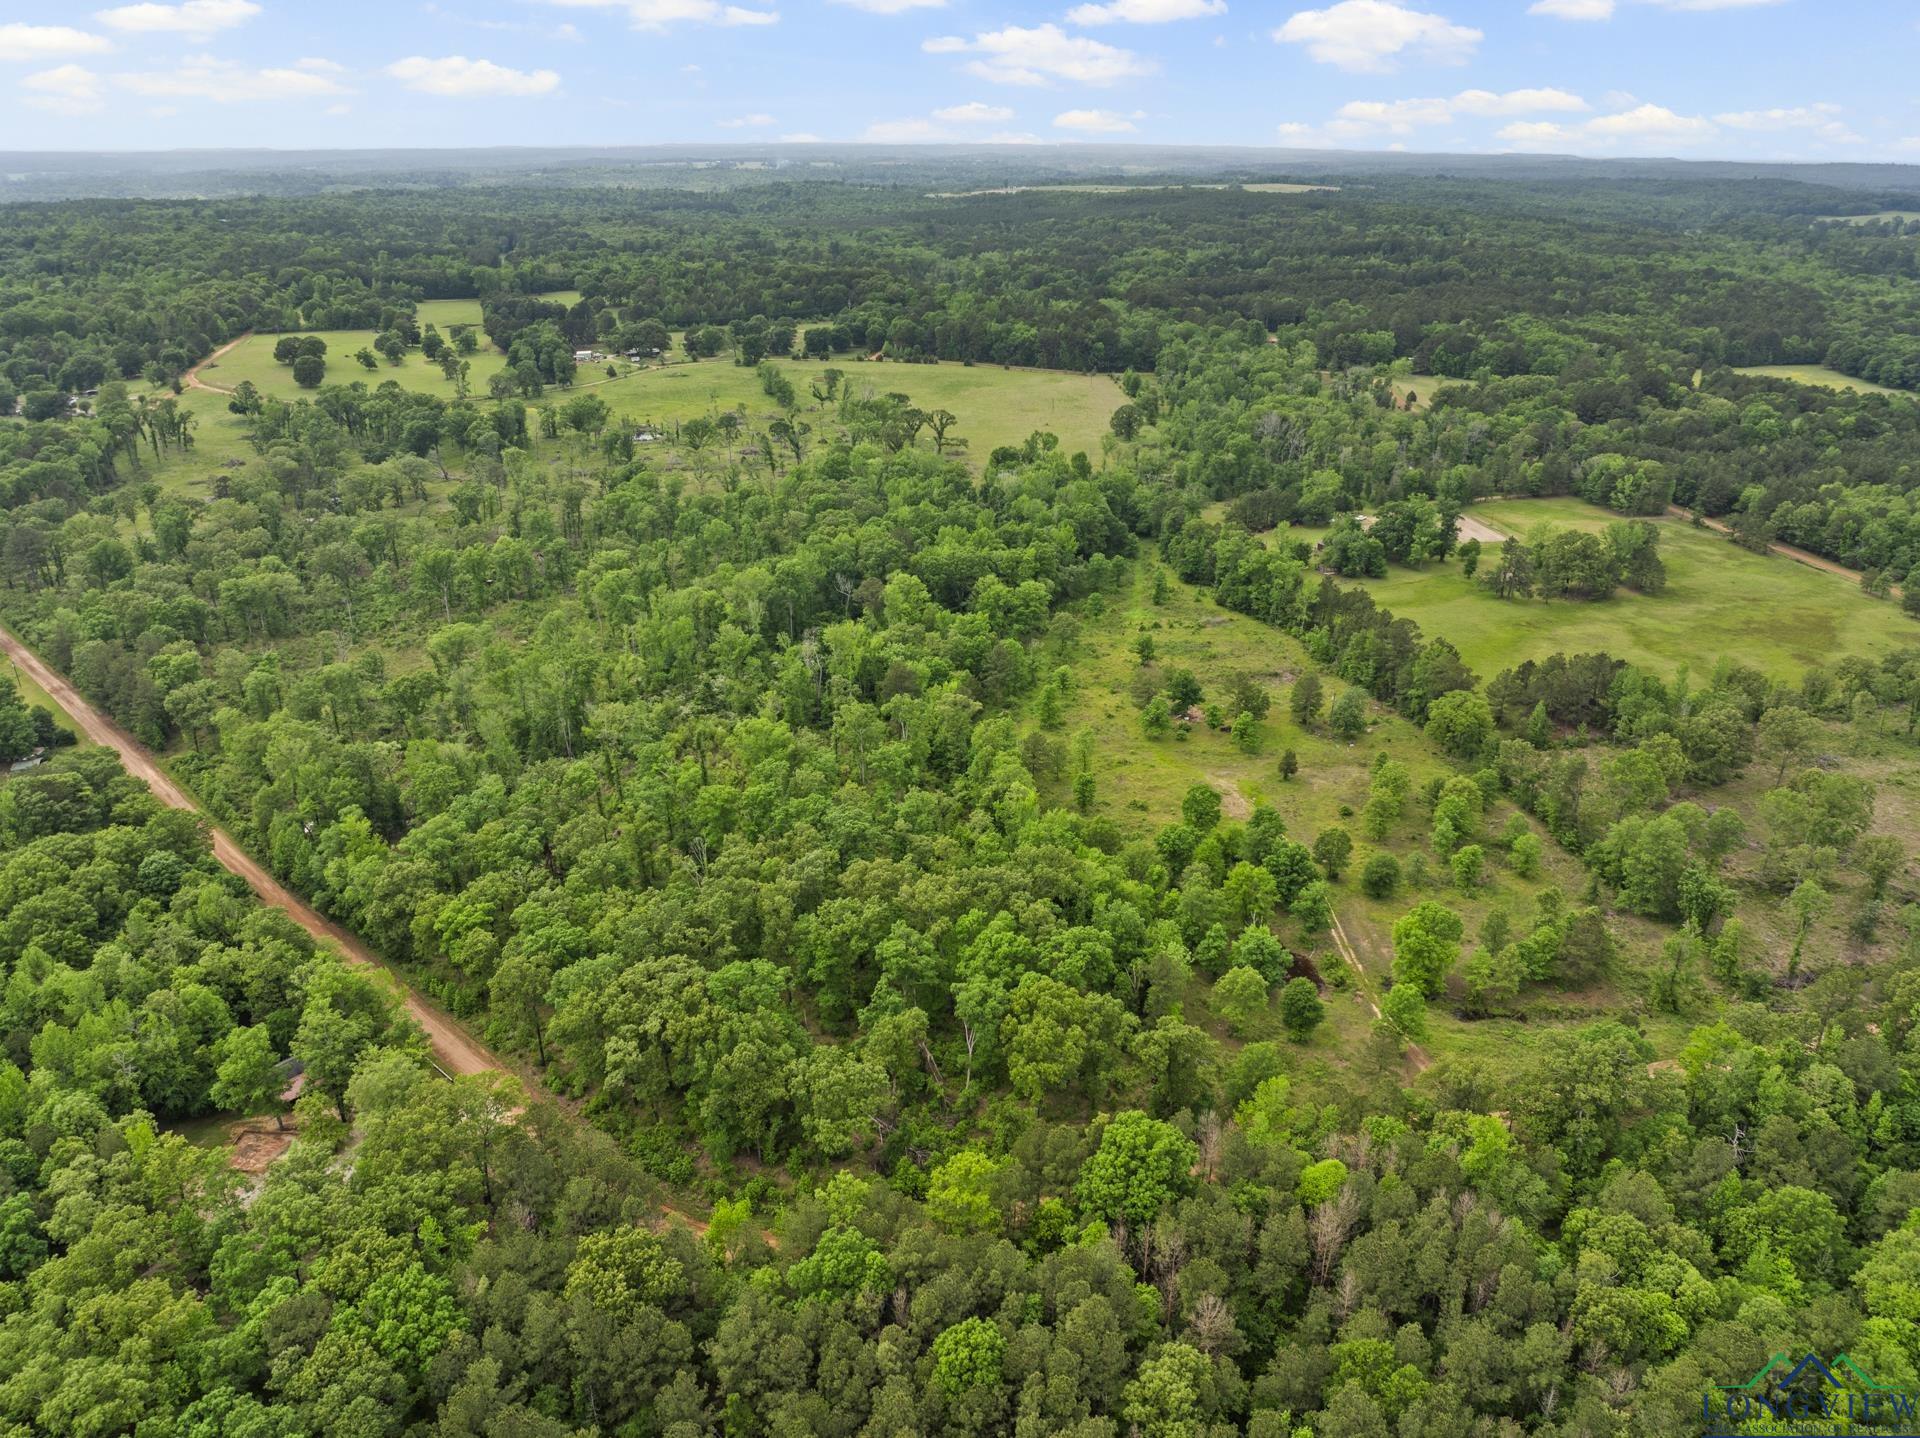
(1664, 503), (1895, 593)
(183, 332), (249, 395)
(0, 624), (500, 1078)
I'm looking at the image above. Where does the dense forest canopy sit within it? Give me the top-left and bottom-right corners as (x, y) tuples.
(6, 159), (1920, 1437)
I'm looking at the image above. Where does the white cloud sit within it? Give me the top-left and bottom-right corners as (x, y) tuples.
(932, 100), (1014, 121)
(385, 55), (559, 97)
(1528, 0), (1612, 17)
(925, 23), (1155, 85)
(717, 111), (776, 126)
(1330, 97), (1452, 131)
(21, 64), (105, 115)
(294, 57), (344, 72)
(118, 58), (352, 102)
(1714, 103), (1858, 142)
(1054, 107), (1138, 131)
(547, 0), (778, 28)
(96, 0), (259, 34)
(1274, 0), (1480, 73)
(862, 108), (1046, 142)
(780, 130), (822, 141)
(1496, 120), (1572, 145)
(1533, 0), (1782, 15)
(1322, 87), (1586, 135)
(862, 116), (952, 141)
(0, 24), (112, 61)
(1583, 102), (1715, 143)
(325, 101), (351, 115)
(1066, 0), (1225, 24)
(830, 0), (943, 11)
(1453, 87), (1586, 115)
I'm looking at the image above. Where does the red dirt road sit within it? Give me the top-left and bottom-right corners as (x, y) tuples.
(0, 624), (500, 1078)
(183, 332), (248, 395)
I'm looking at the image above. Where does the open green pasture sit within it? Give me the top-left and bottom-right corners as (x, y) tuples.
(598, 357), (1120, 460)
(1733, 364), (1916, 399)
(1341, 497), (1920, 679)
(412, 298), (487, 329)
(196, 329), (516, 402)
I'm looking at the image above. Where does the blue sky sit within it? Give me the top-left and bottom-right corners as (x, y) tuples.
(2, 0), (1914, 159)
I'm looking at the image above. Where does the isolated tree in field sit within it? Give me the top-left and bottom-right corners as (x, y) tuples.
(1279, 749), (1299, 781)
(1328, 688), (1368, 742)
(1485, 537), (1535, 599)
(1279, 976), (1324, 1041)
(292, 354), (325, 388)
(1509, 830), (1543, 878)
(1459, 537), (1481, 577)
(355, 347), (378, 370)
(1449, 843), (1485, 891)
(1391, 900), (1464, 996)
(1360, 852), (1400, 899)
(1231, 710), (1262, 754)
(1290, 672), (1324, 728)
(1425, 689), (1494, 761)
(1183, 783), (1223, 833)
(1312, 827), (1352, 880)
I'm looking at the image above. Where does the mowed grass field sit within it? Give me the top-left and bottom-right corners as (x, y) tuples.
(197, 329), (516, 402)
(183, 334), (1122, 470)
(601, 359), (1120, 459)
(1734, 364), (1917, 399)
(1340, 497), (1920, 679)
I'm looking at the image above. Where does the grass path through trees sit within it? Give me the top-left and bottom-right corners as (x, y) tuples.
(0, 621), (503, 1079)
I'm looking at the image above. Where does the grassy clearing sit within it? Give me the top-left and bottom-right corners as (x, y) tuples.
(1733, 364), (1917, 399)
(1048, 558), (1658, 1090)
(1332, 497), (1920, 680)
(1056, 554), (1920, 1082)
(1815, 211), (1920, 225)
(413, 298), (487, 329)
(134, 354), (1119, 503)
(1394, 372), (1465, 412)
(196, 329), (516, 401)
(600, 358), (1120, 461)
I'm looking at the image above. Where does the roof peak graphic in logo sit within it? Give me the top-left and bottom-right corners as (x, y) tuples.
(1717, 1352), (1897, 1394)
